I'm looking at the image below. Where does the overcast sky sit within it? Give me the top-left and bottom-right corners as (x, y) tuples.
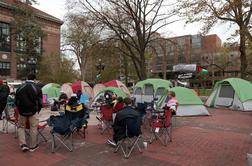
(34, 0), (235, 42)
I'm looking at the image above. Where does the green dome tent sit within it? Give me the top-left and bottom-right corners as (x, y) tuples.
(97, 87), (128, 98)
(92, 87), (128, 104)
(42, 83), (61, 99)
(133, 79), (172, 103)
(205, 78), (252, 111)
(157, 87), (209, 116)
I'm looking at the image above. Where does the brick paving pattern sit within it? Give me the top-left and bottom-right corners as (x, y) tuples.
(0, 108), (252, 166)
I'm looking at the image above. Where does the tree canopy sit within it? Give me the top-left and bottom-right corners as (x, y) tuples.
(68, 0), (177, 80)
(62, 12), (100, 81)
(12, 2), (44, 78)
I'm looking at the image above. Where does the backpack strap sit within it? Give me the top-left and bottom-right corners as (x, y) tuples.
(30, 83), (38, 96)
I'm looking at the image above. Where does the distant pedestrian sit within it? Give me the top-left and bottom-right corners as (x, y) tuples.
(15, 74), (42, 152)
(0, 80), (10, 119)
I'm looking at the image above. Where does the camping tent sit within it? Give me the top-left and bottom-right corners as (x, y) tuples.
(92, 87), (128, 104)
(91, 87), (129, 106)
(205, 78), (252, 111)
(42, 83), (61, 99)
(133, 79), (173, 103)
(96, 87), (128, 98)
(61, 83), (73, 98)
(104, 80), (130, 95)
(157, 87), (209, 116)
(71, 81), (93, 97)
(93, 83), (106, 97)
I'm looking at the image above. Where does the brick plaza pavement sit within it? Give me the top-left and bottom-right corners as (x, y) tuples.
(0, 108), (252, 166)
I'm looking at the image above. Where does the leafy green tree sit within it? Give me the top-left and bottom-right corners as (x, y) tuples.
(69, 0), (176, 80)
(62, 13), (100, 81)
(38, 53), (80, 84)
(176, 0), (252, 79)
(11, 1), (45, 78)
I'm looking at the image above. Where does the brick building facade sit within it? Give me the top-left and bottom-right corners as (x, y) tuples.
(0, 0), (63, 80)
(149, 33), (240, 88)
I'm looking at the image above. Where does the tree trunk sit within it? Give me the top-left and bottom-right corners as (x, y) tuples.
(123, 55), (128, 86)
(139, 52), (147, 80)
(239, 26), (248, 79)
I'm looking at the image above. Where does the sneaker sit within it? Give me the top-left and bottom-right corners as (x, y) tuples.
(107, 139), (117, 147)
(96, 116), (102, 122)
(20, 144), (29, 152)
(29, 144), (39, 152)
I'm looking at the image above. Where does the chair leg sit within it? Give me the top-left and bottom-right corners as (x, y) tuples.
(114, 141), (121, 153)
(14, 124), (18, 138)
(115, 136), (143, 159)
(38, 129), (47, 142)
(169, 126), (172, 142)
(51, 133), (55, 153)
(126, 136), (142, 158)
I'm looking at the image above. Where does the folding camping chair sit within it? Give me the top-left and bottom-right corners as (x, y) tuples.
(99, 105), (113, 134)
(2, 105), (18, 137)
(49, 102), (89, 152)
(49, 115), (75, 152)
(114, 117), (143, 159)
(149, 108), (172, 146)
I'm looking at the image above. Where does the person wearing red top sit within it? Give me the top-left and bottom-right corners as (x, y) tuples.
(112, 97), (124, 122)
(113, 97), (124, 113)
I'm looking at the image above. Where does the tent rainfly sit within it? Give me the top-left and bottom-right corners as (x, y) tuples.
(61, 83), (73, 98)
(92, 87), (128, 105)
(92, 83), (106, 97)
(42, 83), (61, 99)
(103, 80), (130, 95)
(71, 81), (93, 97)
(205, 78), (252, 111)
(157, 87), (209, 116)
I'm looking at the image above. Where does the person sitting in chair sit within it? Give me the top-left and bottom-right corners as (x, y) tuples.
(65, 94), (89, 128)
(58, 92), (68, 109)
(107, 97), (141, 146)
(112, 96), (124, 122)
(165, 91), (178, 116)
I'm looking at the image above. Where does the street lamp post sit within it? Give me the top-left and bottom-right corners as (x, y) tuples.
(95, 59), (105, 82)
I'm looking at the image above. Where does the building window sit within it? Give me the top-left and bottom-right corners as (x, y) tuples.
(0, 61), (11, 76)
(191, 35), (202, 48)
(214, 71), (222, 77)
(0, 22), (11, 52)
(16, 34), (42, 55)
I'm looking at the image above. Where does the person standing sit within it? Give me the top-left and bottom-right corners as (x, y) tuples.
(0, 80), (10, 120)
(15, 74), (42, 152)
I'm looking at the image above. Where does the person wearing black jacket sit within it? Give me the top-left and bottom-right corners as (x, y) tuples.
(107, 97), (141, 146)
(15, 74), (42, 152)
(0, 80), (10, 120)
